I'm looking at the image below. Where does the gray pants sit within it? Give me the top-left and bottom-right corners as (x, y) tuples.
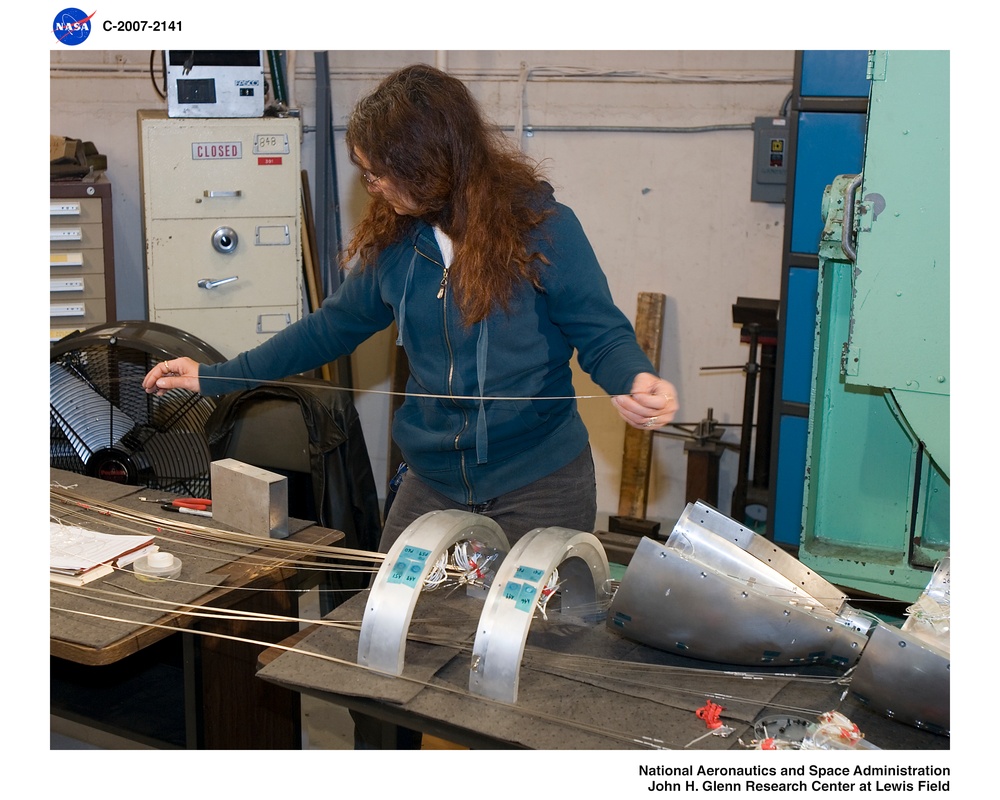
(355, 444), (597, 747)
(378, 444), (598, 552)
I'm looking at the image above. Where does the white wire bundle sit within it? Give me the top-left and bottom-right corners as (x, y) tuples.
(452, 541), (499, 586)
(537, 568), (562, 620)
(422, 551), (449, 591)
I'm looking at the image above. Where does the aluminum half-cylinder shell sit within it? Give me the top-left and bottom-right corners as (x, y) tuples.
(849, 621), (950, 735)
(469, 527), (611, 704)
(357, 509), (509, 675)
(607, 503), (871, 667)
(669, 501), (851, 613)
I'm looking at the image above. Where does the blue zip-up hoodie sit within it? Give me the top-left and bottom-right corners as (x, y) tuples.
(200, 187), (656, 505)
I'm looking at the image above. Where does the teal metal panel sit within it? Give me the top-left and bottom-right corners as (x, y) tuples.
(801, 256), (929, 599)
(799, 167), (949, 600)
(847, 50), (950, 478)
(918, 458), (950, 553)
(802, 255), (915, 544)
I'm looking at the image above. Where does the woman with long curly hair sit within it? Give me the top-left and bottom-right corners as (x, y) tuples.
(144, 63), (678, 749)
(144, 62), (677, 554)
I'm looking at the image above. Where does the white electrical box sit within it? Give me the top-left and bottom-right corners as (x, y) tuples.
(166, 50), (265, 119)
(138, 110), (303, 358)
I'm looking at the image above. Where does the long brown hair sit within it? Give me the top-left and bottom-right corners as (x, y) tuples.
(342, 64), (552, 325)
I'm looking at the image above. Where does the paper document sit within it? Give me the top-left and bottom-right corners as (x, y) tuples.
(50, 521), (157, 575)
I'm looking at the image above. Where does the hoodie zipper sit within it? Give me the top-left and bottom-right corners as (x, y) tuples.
(436, 264), (450, 299)
(413, 242), (473, 501)
(414, 242), (450, 300)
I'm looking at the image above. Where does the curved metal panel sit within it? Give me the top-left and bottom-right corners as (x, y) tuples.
(849, 621), (950, 735)
(469, 527), (611, 704)
(608, 535), (870, 667)
(357, 509), (508, 675)
(669, 501), (850, 612)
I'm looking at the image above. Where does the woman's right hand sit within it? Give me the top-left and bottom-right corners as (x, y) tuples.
(142, 356), (201, 396)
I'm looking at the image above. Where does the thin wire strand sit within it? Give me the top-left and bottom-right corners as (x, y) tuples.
(50, 484), (384, 564)
(87, 368), (653, 403)
(51, 603), (682, 748)
(51, 484), (914, 608)
(49, 525), (867, 747)
(54, 599), (820, 750)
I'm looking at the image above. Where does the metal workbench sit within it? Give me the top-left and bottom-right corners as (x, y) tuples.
(257, 585), (949, 751)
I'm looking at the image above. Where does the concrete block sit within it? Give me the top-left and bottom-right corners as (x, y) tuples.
(210, 458), (289, 539)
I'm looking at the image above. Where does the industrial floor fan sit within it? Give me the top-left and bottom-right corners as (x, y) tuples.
(50, 321), (226, 498)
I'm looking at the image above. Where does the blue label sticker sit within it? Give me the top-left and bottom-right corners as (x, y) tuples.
(388, 557), (418, 586)
(401, 545), (431, 561)
(390, 560), (408, 581)
(387, 547), (431, 588)
(514, 565), (545, 582)
(515, 583), (538, 612)
(503, 580), (522, 601)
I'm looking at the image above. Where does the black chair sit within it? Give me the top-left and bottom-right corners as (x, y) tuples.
(205, 377), (382, 614)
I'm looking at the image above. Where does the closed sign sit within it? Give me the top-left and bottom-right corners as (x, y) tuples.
(191, 142), (243, 160)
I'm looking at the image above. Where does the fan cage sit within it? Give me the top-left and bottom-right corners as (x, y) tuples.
(50, 324), (222, 498)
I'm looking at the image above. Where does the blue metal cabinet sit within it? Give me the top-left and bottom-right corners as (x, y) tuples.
(789, 113), (867, 254)
(780, 266), (818, 405)
(800, 50), (872, 97)
(769, 51), (870, 547)
(772, 415), (809, 545)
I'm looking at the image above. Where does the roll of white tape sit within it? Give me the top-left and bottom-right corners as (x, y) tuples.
(133, 552), (182, 581)
(148, 551), (173, 569)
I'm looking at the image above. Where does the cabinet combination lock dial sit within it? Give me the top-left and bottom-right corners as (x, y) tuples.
(211, 226), (239, 254)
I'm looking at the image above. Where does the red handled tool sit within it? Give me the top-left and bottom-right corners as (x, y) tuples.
(160, 498), (212, 518)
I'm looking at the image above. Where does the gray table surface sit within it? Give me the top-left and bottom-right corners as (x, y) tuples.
(258, 586), (949, 751)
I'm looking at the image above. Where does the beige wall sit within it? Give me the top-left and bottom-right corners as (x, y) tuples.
(50, 49), (795, 530)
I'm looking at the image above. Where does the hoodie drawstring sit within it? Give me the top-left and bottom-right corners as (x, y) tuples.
(475, 320), (489, 464)
(396, 249), (418, 346)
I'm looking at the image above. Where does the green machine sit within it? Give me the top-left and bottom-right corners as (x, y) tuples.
(799, 51), (949, 601)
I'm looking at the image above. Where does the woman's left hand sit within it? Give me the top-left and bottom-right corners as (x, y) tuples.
(611, 372), (679, 430)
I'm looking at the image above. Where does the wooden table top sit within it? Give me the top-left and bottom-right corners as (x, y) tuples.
(50, 468), (345, 666)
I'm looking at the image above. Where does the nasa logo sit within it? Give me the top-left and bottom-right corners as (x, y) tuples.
(53, 8), (95, 46)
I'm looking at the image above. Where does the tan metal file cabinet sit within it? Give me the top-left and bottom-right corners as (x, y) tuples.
(50, 175), (116, 341)
(138, 110), (303, 358)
